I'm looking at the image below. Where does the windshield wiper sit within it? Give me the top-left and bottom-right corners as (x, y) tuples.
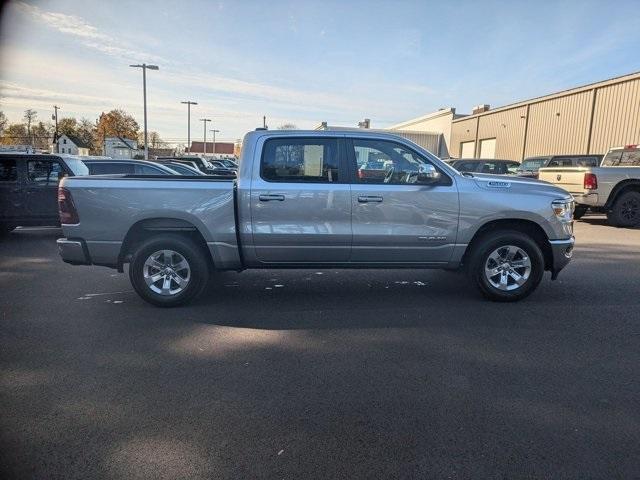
(461, 171), (474, 178)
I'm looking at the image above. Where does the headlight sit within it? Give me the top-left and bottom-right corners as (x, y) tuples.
(552, 199), (574, 222)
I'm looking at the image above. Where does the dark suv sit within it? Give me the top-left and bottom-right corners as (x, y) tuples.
(0, 153), (89, 233)
(517, 154), (602, 178)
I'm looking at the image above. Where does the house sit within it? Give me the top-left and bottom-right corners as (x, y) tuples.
(55, 134), (91, 156)
(104, 136), (140, 159)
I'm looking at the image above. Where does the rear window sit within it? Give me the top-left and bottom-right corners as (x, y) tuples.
(619, 151), (640, 166)
(602, 149), (640, 167)
(64, 157), (90, 176)
(0, 158), (17, 182)
(261, 138), (340, 183)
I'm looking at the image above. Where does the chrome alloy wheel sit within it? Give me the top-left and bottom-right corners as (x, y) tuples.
(143, 250), (191, 296)
(484, 245), (532, 291)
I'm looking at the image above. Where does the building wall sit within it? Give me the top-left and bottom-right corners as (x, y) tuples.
(590, 79), (640, 153)
(524, 91), (592, 157)
(388, 108), (456, 157)
(449, 72), (640, 160)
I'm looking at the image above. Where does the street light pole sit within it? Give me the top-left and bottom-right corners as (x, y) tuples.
(210, 129), (220, 154)
(52, 105), (60, 153)
(181, 101), (197, 154)
(200, 118), (211, 156)
(130, 63), (159, 160)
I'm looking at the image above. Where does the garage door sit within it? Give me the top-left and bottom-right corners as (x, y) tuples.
(460, 141), (475, 158)
(479, 138), (496, 159)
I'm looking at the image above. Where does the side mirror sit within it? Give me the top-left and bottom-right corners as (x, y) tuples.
(416, 164), (441, 184)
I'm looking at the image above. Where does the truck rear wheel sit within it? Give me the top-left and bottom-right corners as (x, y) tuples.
(467, 230), (544, 302)
(607, 191), (640, 228)
(129, 234), (210, 307)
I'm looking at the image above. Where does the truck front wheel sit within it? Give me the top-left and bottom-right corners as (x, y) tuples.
(607, 191), (640, 228)
(129, 234), (210, 307)
(467, 231), (544, 302)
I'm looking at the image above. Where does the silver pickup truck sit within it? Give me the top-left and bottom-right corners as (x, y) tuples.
(58, 130), (575, 306)
(538, 145), (640, 226)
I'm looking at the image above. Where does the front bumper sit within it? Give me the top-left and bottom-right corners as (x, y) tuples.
(57, 238), (91, 265)
(549, 237), (574, 280)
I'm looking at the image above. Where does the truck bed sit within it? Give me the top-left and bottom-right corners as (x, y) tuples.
(60, 175), (241, 269)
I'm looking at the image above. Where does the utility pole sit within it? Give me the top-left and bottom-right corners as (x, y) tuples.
(200, 118), (211, 156)
(52, 105), (60, 153)
(210, 129), (220, 154)
(129, 63), (159, 159)
(181, 100), (197, 154)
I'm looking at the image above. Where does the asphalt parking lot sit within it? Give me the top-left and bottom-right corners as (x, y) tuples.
(1, 217), (639, 479)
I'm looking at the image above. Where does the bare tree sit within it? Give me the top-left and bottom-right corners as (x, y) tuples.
(0, 111), (7, 134)
(277, 123), (297, 130)
(23, 109), (37, 138)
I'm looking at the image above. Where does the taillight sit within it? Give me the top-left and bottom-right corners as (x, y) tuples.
(584, 173), (598, 190)
(58, 187), (79, 224)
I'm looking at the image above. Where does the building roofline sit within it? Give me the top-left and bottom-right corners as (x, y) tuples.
(453, 70), (640, 122)
(387, 107), (457, 130)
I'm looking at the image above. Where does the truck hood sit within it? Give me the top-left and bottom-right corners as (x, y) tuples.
(468, 173), (572, 199)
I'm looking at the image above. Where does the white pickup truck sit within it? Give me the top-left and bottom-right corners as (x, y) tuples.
(538, 145), (640, 227)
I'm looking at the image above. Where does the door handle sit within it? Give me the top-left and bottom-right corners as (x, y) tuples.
(358, 195), (383, 203)
(259, 194), (285, 202)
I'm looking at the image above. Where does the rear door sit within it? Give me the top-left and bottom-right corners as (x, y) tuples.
(250, 136), (352, 263)
(23, 157), (69, 223)
(0, 156), (24, 224)
(348, 137), (459, 264)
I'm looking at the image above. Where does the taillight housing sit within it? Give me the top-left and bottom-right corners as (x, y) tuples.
(58, 187), (79, 224)
(584, 173), (598, 190)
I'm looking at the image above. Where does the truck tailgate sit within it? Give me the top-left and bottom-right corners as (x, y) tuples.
(538, 167), (587, 193)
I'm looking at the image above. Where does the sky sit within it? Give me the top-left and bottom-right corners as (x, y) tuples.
(0, 0), (639, 146)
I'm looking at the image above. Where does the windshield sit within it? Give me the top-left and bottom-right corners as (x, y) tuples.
(65, 157), (90, 176)
(519, 158), (548, 171)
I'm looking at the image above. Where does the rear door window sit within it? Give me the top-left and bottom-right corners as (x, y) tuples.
(26, 160), (65, 186)
(0, 158), (18, 182)
(261, 138), (340, 183)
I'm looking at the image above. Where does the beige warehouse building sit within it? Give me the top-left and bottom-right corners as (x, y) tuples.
(390, 71), (640, 160)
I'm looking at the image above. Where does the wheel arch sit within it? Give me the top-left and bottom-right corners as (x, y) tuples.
(461, 219), (553, 271)
(605, 180), (640, 209)
(118, 217), (212, 272)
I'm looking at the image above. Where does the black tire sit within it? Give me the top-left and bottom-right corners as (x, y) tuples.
(573, 205), (588, 220)
(467, 230), (545, 302)
(128, 234), (210, 307)
(606, 191), (640, 228)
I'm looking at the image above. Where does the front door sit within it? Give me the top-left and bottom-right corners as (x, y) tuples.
(348, 137), (459, 264)
(250, 136), (351, 263)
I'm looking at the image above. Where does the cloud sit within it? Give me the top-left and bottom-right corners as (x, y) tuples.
(13, 1), (166, 62)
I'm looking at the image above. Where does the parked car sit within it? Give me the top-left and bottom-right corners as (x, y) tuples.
(517, 154), (602, 179)
(214, 158), (239, 169)
(157, 156), (235, 176)
(0, 153), (89, 232)
(58, 130), (575, 306)
(538, 145), (640, 225)
(154, 161), (205, 176)
(83, 159), (179, 175)
(208, 160), (237, 175)
(449, 159), (521, 175)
